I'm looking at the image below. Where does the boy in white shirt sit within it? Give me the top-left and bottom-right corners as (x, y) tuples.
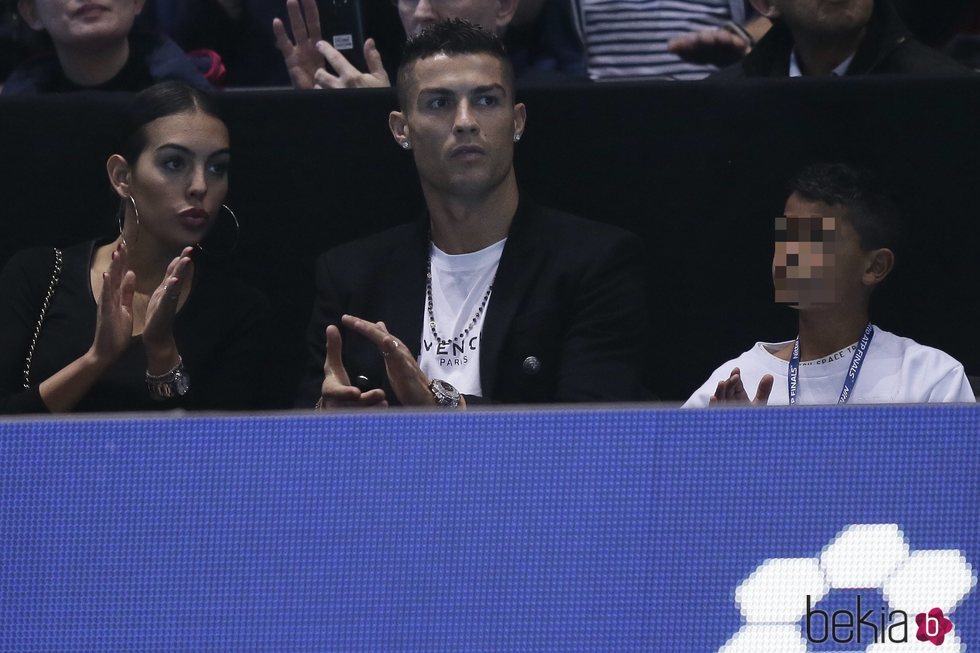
(685, 163), (975, 407)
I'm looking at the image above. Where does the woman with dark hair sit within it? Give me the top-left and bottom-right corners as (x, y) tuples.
(0, 81), (270, 413)
(2, 0), (222, 94)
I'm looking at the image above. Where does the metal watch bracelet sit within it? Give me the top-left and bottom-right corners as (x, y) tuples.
(145, 356), (190, 400)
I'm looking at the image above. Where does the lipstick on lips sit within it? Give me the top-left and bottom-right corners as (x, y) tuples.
(73, 3), (110, 19)
(178, 207), (209, 229)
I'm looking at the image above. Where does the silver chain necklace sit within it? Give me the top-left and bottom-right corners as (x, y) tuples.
(426, 249), (494, 346)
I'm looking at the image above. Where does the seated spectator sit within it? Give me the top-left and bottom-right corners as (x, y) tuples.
(272, 0), (566, 90)
(298, 19), (649, 407)
(574, 0), (760, 80)
(685, 163), (974, 407)
(0, 81), (271, 413)
(713, 0), (973, 77)
(138, 0), (292, 87)
(504, 0), (586, 80)
(3, 0), (222, 94)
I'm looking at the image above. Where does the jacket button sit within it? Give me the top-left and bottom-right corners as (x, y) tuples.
(522, 356), (541, 375)
(354, 375), (371, 390)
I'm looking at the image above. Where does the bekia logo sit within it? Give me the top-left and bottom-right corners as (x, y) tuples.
(804, 594), (955, 646)
(916, 608), (954, 646)
(719, 524), (977, 652)
(804, 594), (909, 644)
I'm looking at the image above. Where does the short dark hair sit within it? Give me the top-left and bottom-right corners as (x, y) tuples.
(788, 163), (903, 253)
(118, 81), (223, 164)
(396, 18), (514, 109)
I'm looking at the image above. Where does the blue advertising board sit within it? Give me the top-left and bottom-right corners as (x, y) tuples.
(1, 406), (977, 651)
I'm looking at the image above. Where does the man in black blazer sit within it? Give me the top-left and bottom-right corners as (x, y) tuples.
(713, 0), (971, 78)
(299, 19), (649, 408)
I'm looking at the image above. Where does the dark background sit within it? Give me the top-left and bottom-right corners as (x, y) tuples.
(1, 77), (978, 405)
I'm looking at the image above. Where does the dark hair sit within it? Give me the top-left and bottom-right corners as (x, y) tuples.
(396, 18), (514, 109)
(118, 81), (223, 164)
(788, 163), (903, 253)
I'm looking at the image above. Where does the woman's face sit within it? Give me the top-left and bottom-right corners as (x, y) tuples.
(18, 0), (143, 50)
(127, 110), (230, 249)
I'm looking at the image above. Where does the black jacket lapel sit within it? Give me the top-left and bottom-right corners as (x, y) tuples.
(479, 201), (549, 397)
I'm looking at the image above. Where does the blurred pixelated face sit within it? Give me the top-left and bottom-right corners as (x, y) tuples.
(19, 0), (144, 50)
(396, 0), (502, 36)
(769, 0), (873, 36)
(128, 111), (230, 249)
(398, 52), (524, 198)
(773, 193), (866, 307)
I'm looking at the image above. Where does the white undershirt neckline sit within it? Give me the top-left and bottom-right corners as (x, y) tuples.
(789, 50), (855, 77)
(417, 239), (507, 397)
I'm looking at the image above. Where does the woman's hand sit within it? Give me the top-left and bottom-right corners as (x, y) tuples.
(90, 241), (136, 367)
(143, 247), (193, 375)
(39, 243), (136, 412)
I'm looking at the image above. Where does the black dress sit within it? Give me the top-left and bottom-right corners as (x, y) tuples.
(0, 239), (272, 413)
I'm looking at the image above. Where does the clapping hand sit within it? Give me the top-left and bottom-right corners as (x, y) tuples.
(319, 324), (389, 408)
(342, 314), (465, 407)
(143, 247), (193, 375)
(709, 367), (774, 405)
(90, 241), (136, 366)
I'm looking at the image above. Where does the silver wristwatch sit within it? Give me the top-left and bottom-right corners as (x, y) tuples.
(146, 356), (190, 400)
(428, 379), (461, 408)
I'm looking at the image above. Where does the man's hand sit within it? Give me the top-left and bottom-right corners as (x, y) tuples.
(313, 38), (390, 89)
(272, 0), (323, 89)
(668, 17), (771, 67)
(319, 324), (389, 408)
(709, 367), (774, 405)
(342, 314), (464, 407)
(667, 28), (751, 66)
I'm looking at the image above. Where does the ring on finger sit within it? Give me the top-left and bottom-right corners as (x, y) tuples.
(382, 341), (399, 358)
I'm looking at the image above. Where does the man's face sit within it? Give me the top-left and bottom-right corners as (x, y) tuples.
(773, 192), (868, 307)
(394, 52), (525, 198)
(768, 0), (873, 36)
(396, 0), (504, 37)
(19, 0), (143, 50)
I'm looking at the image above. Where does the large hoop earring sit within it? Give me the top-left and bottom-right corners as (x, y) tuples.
(196, 203), (240, 255)
(118, 195), (140, 246)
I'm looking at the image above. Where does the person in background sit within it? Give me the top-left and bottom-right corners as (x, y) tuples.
(273, 0), (582, 90)
(3, 0), (221, 94)
(573, 0), (763, 80)
(712, 0), (973, 77)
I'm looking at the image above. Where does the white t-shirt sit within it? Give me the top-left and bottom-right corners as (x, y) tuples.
(684, 326), (976, 407)
(418, 239), (506, 397)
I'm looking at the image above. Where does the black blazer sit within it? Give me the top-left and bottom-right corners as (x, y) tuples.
(298, 201), (651, 406)
(713, 0), (973, 78)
